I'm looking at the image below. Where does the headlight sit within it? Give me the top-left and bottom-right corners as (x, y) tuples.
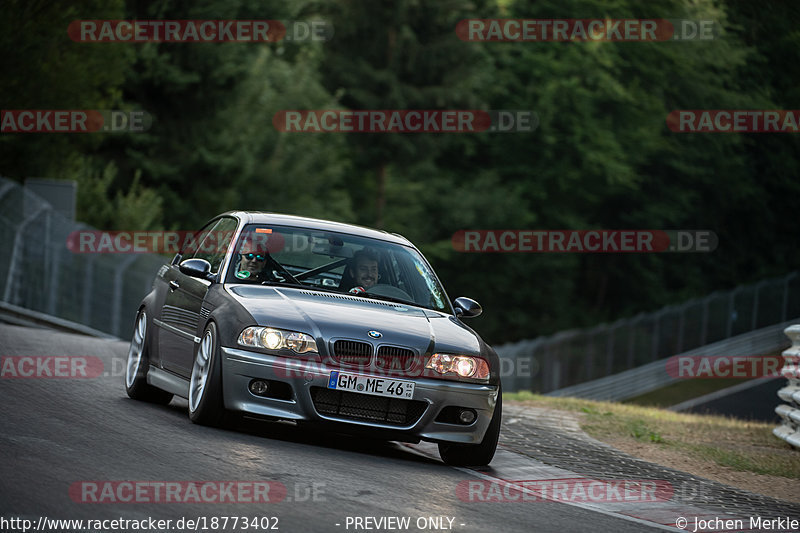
(238, 326), (318, 354)
(425, 353), (490, 380)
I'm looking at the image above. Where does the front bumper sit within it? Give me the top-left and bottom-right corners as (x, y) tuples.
(221, 346), (498, 444)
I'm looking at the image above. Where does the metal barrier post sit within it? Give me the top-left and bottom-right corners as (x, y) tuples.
(111, 255), (139, 337)
(3, 205), (47, 304)
(782, 273), (797, 322)
(701, 295), (710, 345)
(81, 255), (94, 326)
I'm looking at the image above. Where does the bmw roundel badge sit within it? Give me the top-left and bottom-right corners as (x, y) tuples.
(368, 330), (382, 339)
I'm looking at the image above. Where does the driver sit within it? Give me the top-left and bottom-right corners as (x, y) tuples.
(348, 249), (380, 290)
(234, 236), (271, 283)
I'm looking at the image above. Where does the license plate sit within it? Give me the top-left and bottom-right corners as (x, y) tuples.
(327, 371), (415, 399)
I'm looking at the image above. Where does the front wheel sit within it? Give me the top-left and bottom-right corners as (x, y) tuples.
(438, 387), (502, 466)
(125, 310), (174, 405)
(188, 322), (226, 426)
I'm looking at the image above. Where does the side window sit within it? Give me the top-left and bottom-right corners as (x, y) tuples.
(181, 219), (215, 258)
(189, 217), (238, 274)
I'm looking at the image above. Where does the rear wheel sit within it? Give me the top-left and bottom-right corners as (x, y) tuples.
(188, 322), (227, 426)
(438, 386), (502, 466)
(125, 310), (174, 404)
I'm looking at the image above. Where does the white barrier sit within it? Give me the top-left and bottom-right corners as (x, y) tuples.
(774, 325), (800, 448)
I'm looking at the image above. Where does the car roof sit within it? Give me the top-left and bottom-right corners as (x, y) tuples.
(220, 211), (414, 247)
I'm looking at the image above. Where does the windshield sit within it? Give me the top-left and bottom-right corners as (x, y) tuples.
(224, 224), (451, 313)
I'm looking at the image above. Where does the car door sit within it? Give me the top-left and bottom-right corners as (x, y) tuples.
(158, 216), (238, 377)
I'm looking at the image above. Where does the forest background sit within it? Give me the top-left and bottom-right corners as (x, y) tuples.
(2, 0), (798, 344)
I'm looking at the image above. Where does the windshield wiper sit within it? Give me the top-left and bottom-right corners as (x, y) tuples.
(359, 292), (418, 308)
(260, 280), (309, 289)
(260, 280), (344, 294)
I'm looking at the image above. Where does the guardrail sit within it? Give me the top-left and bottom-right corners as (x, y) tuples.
(774, 325), (800, 448)
(497, 271), (800, 394)
(0, 300), (115, 339)
(543, 319), (795, 401)
(0, 176), (166, 339)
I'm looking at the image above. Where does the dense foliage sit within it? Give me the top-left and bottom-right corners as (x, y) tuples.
(2, 0), (798, 343)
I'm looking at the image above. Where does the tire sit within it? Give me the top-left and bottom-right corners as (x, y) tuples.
(438, 386), (502, 467)
(125, 309), (174, 405)
(188, 322), (227, 426)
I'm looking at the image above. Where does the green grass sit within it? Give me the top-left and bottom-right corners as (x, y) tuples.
(505, 391), (800, 479)
(623, 378), (753, 408)
(626, 419), (664, 443)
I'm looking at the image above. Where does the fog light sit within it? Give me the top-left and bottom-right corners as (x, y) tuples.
(249, 380), (270, 396)
(458, 409), (476, 424)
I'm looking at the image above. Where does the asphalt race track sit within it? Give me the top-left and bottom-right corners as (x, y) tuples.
(1, 323), (674, 533)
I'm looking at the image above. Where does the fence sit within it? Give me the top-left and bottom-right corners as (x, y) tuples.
(2, 173), (799, 391)
(497, 270), (800, 394)
(0, 176), (167, 339)
(545, 319), (794, 402)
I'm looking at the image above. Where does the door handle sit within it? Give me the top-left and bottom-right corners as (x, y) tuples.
(169, 280), (180, 291)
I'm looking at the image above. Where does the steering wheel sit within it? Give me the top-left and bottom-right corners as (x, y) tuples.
(366, 284), (412, 301)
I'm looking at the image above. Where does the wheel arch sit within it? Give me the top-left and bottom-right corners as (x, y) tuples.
(136, 290), (162, 366)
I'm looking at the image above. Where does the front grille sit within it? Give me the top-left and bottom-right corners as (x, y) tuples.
(310, 387), (427, 426)
(332, 340), (372, 367)
(375, 346), (416, 371)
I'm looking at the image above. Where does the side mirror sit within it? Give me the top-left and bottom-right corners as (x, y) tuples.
(453, 297), (482, 318)
(179, 258), (214, 281)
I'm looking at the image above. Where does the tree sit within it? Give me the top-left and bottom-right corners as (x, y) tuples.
(420, 0), (771, 341)
(0, 0), (132, 179)
(109, 0), (353, 228)
(317, 0), (496, 228)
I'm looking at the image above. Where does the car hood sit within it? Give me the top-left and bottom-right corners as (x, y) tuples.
(226, 285), (481, 356)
